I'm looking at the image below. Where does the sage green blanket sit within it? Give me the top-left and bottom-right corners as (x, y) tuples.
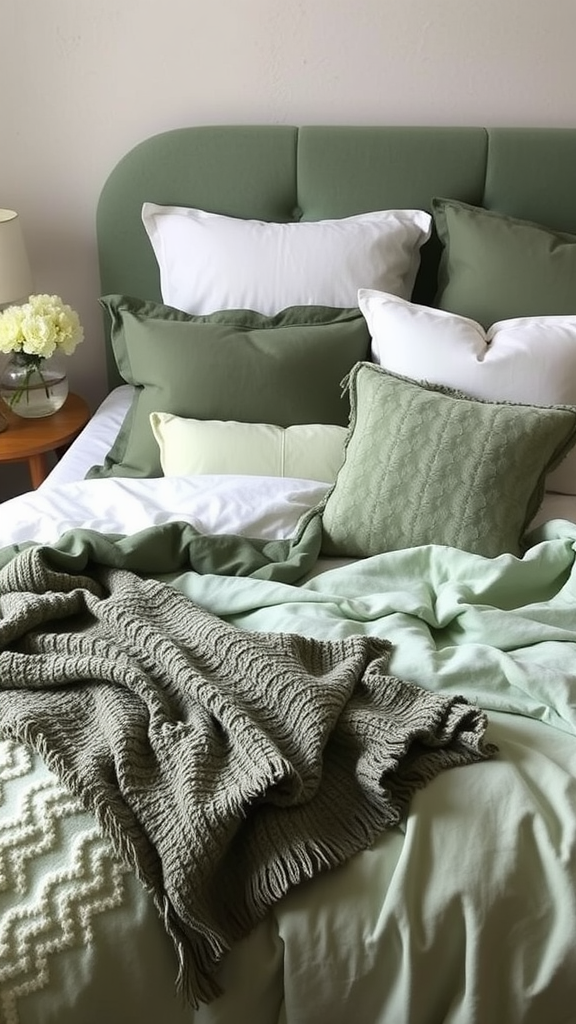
(0, 537), (493, 1007)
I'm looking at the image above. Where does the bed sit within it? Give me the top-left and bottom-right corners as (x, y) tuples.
(1, 124), (576, 1024)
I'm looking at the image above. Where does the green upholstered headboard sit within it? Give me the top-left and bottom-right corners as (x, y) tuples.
(97, 124), (576, 389)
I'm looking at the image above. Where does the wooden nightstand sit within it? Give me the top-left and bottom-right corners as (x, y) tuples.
(0, 393), (90, 488)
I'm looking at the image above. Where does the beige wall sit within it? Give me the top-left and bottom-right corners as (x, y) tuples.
(2, 0), (576, 413)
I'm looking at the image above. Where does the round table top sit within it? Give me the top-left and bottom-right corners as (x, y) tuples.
(0, 393), (91, 461)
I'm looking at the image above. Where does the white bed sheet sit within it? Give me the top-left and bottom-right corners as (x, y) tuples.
(41, 385), (133, 489)
(1, 474), (331, 547)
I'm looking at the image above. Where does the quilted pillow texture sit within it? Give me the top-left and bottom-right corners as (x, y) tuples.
(150, 413), (347, 482)
(433, 198), (576, 326)
(359, 288), (576, 495)
(89, 296), (369, 479)
(320, 363), (576, 559)
(141, 203), (432, 315)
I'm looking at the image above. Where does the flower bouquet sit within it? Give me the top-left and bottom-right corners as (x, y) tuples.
(0, 294), (83, 417)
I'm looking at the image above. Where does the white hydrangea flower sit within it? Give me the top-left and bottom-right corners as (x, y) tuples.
(0, 293), (84, 359)
(0, 307), (26, 353)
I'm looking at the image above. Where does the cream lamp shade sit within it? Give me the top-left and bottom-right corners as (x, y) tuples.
(0, 208), (33, 305)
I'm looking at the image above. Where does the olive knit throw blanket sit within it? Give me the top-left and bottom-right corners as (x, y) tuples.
(0, 546), (494, 1006)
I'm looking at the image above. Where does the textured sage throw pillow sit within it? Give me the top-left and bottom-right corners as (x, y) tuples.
(432, 198), (576, 327)
(320, 363), (576, 559)
(89, 296), (370, 479)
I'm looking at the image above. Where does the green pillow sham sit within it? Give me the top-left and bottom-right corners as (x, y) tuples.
(320, 363), (576, 559)
(432, 197), (576, 327)
(89, 297), (371, 479)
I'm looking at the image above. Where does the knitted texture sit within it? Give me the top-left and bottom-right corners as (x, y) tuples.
(0, 546), (494, 1006)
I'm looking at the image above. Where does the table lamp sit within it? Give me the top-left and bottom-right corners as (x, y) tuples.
(0, 209), (33, 432)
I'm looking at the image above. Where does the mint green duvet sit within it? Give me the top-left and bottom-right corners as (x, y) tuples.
(1, 516), (576, 1024)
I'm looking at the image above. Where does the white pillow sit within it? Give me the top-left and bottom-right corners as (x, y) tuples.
(359, 288), (576, 495)
(150, 412), (347, 482)
(141, 203), (432, 316)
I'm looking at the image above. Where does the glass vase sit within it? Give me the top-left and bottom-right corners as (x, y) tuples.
(0, 351), (69, 418)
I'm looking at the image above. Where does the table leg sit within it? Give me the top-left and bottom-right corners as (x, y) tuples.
(28, 453), (49, 488)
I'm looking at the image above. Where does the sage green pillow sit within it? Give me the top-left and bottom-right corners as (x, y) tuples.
(88, 296), (370, 479)
(320, 363), (576, 559)
(433, 198), (576, 327)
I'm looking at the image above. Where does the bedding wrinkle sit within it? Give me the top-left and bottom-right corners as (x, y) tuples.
(362, 812), (469, 1024)
(375, 735), (575, 1024)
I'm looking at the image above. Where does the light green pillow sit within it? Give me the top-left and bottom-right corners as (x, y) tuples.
(320, 363), (576, 559)
(432, 198), (576, 327)
(150, 413), (347, 482)
(89, 296), (370, 479)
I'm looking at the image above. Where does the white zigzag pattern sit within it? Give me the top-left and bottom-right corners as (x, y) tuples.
(0, 742), (32, 795)
(0, 740), (130, 1024)
(0, 776), (83, 894)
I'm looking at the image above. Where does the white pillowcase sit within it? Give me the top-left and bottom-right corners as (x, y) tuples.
(150, 412), (347, 482)
(359, 288), (576, 495)
(141, 203), (431, 315)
